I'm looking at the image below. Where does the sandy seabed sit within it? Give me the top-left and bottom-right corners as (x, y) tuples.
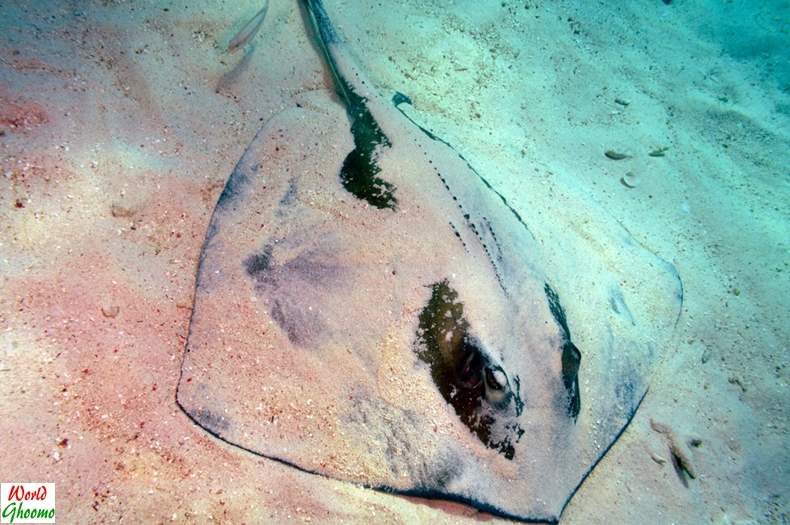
(0, 1), (787, 524)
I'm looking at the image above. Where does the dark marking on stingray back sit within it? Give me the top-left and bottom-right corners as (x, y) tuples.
(243, 243), (340, 346)
(429, 163), (508, 294)
(415, 280), (524, 459)
(392, 91), (413, 107)
(544, 284), (582, 420)
(340, 95), (396, 209)
(270, 299), (316, 346)
(278, 178), (298, 207)
(245, 245), (274, 278)
(448, 221), (468, 252)
(304, 0), (396, 209)
(483, 217), (505, 263)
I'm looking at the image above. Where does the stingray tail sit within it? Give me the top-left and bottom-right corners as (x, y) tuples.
(301, 0), (354, 104)
(302, 0), (342, 45)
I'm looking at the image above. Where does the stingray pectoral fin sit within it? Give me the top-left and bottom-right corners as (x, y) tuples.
(519, 180), (683, 515)
(177, 99), (356, 453)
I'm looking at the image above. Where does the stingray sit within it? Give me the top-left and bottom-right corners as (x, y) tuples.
(176, 0), (683, 521)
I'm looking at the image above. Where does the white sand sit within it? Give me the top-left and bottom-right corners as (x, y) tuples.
(0, 0), (786, 523)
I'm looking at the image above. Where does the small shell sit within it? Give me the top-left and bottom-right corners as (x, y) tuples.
(620, 171), (638, 188)
(110, 203), (135, 218)
(101, 305), (120, 318)
(605, 150), (630, 160)
(649, 146), (669, 157)
(650, 452), (667, 465)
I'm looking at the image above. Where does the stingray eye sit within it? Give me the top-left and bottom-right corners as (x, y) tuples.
(484, 367), (505, 390)
(457, 340), (484, 389)
(484, 366), (510, 406)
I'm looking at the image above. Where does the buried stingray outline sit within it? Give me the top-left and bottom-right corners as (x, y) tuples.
(176, 0), (684, 522)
